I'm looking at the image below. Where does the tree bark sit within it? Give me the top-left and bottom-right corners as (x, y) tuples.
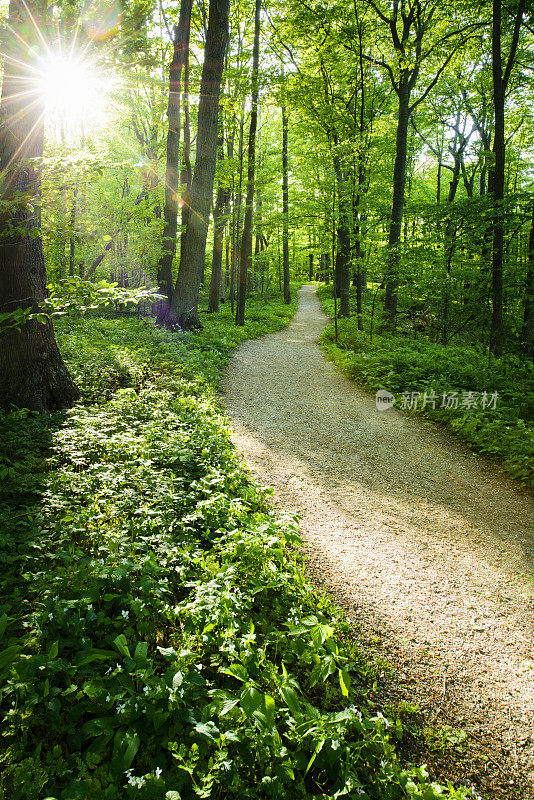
(0, 0), (79, 412)
(490, 0), (524, 355)
(235, 0), (261, 325)
(156, 0), (192, 324)
(171, 0), (230, 329)
(208, 126), (228, 313)
(385, 80), (410, 325)
(282, 104), (291, 304)
(521, 202), (534, 358)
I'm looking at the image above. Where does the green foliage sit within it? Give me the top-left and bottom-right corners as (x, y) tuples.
(0, 295), (475, 799)
(318, 286), (534, 487)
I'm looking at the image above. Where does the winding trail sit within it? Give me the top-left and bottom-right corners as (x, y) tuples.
(222, 285), (534, 797)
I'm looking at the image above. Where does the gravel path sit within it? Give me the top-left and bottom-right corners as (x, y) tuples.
(222, 284), (534, 797)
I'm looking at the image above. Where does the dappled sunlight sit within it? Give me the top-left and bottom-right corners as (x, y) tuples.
(223, 285), (534, 785)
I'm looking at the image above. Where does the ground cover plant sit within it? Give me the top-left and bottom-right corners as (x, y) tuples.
(317, 285), (534, 488)
(1, 293), (477, 800)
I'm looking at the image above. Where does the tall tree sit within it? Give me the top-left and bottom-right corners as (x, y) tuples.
(208, 115), (229, 313)
(236, 0), (261, 326)
(490, 0), (525, 355)
(0, 0), (79, 412)
(156, 0), (193, 324)
(282, 101), (291, 304)
(170, 0), (230, 329)
(364, 0), (481, 325)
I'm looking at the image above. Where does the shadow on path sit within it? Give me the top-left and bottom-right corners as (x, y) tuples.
(223, 285), (534, 795)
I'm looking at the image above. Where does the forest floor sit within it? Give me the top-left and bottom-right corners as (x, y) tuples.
(222, 284), (534, 799)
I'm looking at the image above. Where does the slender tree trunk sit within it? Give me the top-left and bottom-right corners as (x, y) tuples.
(208, 128), (226, 313)
(309, 253), (314, 280)
(521, 202), (534, 358)
(385, 81), (411, 325)
(236, 0), (260, 325)
(179, 44), (193, 263)
(0, 0), (79, 412)
(156, 0), (192, 324)
(490, 0), (525, 354)
(491, 0), (506, 355)
(171, 0), (230, 329)
(69, 182), (78, 277)
(282, 104), (291, 304)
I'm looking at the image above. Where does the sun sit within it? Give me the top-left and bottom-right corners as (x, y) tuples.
(39, 53), (109, 136)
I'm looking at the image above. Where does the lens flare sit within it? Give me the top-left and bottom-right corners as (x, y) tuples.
(85, 1), (121, 40)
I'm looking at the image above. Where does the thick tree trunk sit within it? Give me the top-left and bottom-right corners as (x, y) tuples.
(156, 0), (192, 324)
(384, 82), (410, 325)
(282, 104), (291, 304)
(171, 0), (230, 329)
(235, 0), (261, 326)
(0, 0), (78, 412)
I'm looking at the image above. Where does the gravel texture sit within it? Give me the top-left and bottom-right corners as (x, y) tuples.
(222, 284), (534, 798)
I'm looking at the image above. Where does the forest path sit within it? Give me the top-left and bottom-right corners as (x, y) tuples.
(222, 284), (534, 797)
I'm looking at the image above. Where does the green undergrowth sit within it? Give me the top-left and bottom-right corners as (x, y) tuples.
(1, 291), (475, 799)
(317, 285), (534, 488)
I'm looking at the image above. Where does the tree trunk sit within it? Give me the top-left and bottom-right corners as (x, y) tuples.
(490, 0), (525, 355)
(208, 130), (226, 313)
(385, 81), (411, 325)
(235, 0), (261, 326)
(331, 133), (351, 318)
(171, 0), (230, 329)
(491, 0), (506, 355)
(521, 202), (534, 358)
(156, 0), (192, 325)
(0, 0), (79, 412)
(282, 104), (291, 304)
(309, 253), (314, 280)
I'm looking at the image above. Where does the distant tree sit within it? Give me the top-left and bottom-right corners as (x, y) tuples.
(0, 0), (79, 412)
(236, 0), (261, 326)
(364, 0), (483, 325)
(490, 0), (525, 355)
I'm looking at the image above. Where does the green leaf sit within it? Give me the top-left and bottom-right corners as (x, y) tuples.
(82, 717), (116, 738)
(114, 728), (140, 771)
(0, 645), (19, 675)
(0, 614), (8, 641)
(47, 641), (59, 660)
(264, 693), (276, 729)
(113, 634), (130, 659)
(219, 696), (239, 716)
(279, 685), (301, 720)
(305, 739), (325, 775)
(339, 668), (351, 698)
(221, 663), (249, 683)
(134, 641), (148, 664)
(193, 721), (219, 742)
(165, 792), (182, 800)
(77, 649), (117, 665)
(240, 686), (263, 719)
